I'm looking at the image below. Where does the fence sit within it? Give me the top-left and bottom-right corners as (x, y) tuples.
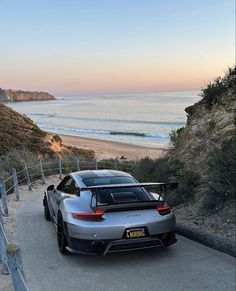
(0, 157), (132, 290)
(0, 212), (28, 291)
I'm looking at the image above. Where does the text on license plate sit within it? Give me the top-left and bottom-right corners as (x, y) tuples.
(126, 228), (146, 239)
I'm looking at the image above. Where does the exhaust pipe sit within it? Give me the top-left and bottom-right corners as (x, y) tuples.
(92, 241), (105, 252)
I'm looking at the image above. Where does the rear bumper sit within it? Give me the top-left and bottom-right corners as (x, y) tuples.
(66, 231), (177, 255)
(66, 212), (176, 241)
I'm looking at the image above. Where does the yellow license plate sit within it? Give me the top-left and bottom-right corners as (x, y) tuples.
(126, 228), (146, 239)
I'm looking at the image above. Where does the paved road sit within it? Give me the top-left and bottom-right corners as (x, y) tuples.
(15, 181), (235, 291)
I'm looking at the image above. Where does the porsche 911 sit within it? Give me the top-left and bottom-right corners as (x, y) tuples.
(43, 170), (177, 255)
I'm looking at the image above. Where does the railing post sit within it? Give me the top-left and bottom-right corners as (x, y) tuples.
(77, 159), (80, 171)
(39, 160), (46, 184)
(0, 207), (3, 226)
(6, 244), (28, 291)
(12, 169), (20, 201)
(59, 158), (62, 180)
(0, 177), (8, 216)
(95, 159), (98, 170)
(24, 164), (32, 191)
(0, 218), (9, 274)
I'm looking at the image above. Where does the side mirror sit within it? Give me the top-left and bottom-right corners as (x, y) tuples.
(47, 185), (55, 191)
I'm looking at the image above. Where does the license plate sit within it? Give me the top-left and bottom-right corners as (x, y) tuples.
(126, 227), (146, 239)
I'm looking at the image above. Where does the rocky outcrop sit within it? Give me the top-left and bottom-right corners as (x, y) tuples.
(0, 88), (55, 102)
(171, 89), (236, 176)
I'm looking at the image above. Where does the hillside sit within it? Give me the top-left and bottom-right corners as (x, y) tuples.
(0, 88), (55, 102)
(0, 103), (94, 159)
(169, 66), (236, 241)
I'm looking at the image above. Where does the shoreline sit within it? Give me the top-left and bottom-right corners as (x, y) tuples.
(59, 133), (167, 160)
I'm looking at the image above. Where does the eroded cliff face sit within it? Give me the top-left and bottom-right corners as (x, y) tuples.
(0, 88), (55, 102)
(171, 89), (236, 176)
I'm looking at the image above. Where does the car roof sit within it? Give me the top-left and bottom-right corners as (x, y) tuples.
(72, 169), (132, 180)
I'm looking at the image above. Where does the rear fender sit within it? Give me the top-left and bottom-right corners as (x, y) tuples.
(61, 195), (92, 223)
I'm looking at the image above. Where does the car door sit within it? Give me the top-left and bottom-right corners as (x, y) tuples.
(50, 176), (72, 218)
(51, 176), (78, 219)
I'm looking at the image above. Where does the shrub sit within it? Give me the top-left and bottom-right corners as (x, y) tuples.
(169, 127), (184, 147)
(200, 136), (236, 212)
(131, 157), (157, 182)
(200, 65), (236, 108)
(131, 156), (200, 206)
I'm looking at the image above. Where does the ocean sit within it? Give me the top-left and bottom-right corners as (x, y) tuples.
(8, 91), (201, 148)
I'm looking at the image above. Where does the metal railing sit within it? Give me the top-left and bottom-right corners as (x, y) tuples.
(0, 213), (28, 291)
(0, 157), (130, 290)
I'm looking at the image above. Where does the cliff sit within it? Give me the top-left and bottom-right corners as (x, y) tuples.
(168, 66), (236, 242)
(0, 103), (94, 160)
(0, 88), (55, 102)
(171, 90), (235, 176)
(170, 67), (236, 176)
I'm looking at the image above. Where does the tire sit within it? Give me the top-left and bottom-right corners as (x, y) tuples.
(57, 212), (69, 255)
(44, 197), (51, 221)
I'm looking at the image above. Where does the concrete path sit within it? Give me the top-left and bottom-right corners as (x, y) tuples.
(15, 179), (235, 291)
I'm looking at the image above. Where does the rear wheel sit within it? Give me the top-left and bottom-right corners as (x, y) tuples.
(44, 197), (51, 221)
(57, 212), (69, 255)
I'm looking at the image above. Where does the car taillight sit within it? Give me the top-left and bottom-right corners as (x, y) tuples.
(157, 205), (171, 215)
(72, 209), (104, 220)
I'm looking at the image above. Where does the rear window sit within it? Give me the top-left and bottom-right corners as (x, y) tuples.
(83, 176), (136, 186)
(83, 176), (151, 204)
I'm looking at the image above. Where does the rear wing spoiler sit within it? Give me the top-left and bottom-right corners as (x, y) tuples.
(80, 182), (178, 211)
(80, 182), (178, 192)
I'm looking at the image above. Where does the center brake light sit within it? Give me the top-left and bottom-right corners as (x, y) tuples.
(157, 206), (171, 215)
(72, 209), (104, 220)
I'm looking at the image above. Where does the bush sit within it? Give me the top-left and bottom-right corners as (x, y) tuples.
(200, 136), (236, 212)
(200, 65), (236, 108)
(169, 127), (184, 147)
(131, 157), (157, 181)
(130, 156), (200, 206)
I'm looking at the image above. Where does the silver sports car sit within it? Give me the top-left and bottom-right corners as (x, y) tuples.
(43, 170), (177, 255)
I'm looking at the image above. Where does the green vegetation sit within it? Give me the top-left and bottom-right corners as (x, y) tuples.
(200, 65), (236, 108)
(169, 127), (184, 147)
(64, 145), (94, 160)
(200, 136), (236, 212)
(0, 103), (46, 155)
(0, 103), (95, 161)
(130, 156), (200, 206)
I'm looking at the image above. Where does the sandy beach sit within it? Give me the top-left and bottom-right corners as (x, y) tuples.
(60, 134), (167, 160)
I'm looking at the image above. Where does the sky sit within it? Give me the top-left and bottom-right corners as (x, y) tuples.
(0, 0), (235, 95)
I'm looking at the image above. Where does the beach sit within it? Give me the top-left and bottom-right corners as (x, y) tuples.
(60, 134), (167, 160)
(8, 91), (200, 150)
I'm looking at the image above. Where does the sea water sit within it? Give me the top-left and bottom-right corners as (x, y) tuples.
(8, 91), (201, 148)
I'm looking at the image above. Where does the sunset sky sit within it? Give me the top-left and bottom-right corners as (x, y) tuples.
(0, 0), (235, 95)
